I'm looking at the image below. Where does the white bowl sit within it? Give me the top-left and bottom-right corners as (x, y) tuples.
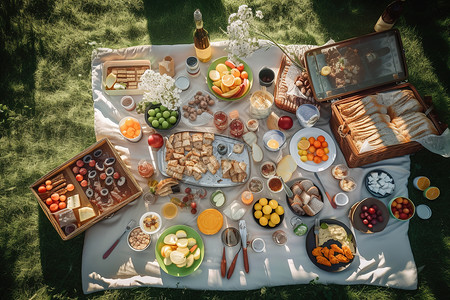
(118, 116), (142, 142)
(139, 212), (162, 234)
(267, 176), (284, 194)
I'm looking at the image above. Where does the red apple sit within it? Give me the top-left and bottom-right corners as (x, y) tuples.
(148, 133), (164, 148)
(278, 116), (293, 130)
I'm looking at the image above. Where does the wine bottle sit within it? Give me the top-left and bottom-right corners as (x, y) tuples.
(193, 9), (212, 62)
(374, 0), (406, 32)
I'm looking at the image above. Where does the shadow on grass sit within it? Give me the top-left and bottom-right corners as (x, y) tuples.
(143, 0), (227, 45)
(0, 0), (39, 137)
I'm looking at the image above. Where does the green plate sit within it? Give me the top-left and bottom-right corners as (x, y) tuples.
(155, 225), (204, 277)
(206, 56), (253, 101)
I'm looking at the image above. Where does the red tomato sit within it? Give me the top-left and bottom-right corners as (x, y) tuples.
(148, 133), (164, 149)
(76, 174), (83, 181)
(237, 64), (245, 72)
(49, 203), (59, 212)
(38, 186), (47, 193)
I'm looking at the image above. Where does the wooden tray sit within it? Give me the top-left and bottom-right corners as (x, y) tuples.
(330, 83), (444, 167)
(30, 138), (142, 240)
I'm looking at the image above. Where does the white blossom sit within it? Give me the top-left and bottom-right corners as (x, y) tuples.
(136, 70), (182, 113)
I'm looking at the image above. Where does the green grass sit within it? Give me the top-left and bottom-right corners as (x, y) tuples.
(1, 0), (449, 299)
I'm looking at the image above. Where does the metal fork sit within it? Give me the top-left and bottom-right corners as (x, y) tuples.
(314, 218), (320, 247)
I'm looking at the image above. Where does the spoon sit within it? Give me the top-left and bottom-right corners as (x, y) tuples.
(280, 177), (293, 198)
(103, 219), (136, 259)
(227, 246), (242, 279)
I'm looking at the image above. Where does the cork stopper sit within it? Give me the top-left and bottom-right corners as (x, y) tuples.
(194, 9), (202, 21)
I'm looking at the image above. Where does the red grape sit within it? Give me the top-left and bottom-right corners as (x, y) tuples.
(191, 202), (197, 209)
(368, 207), (376, 215)
(363, 219), (369, 225)
(362, 205), (368, 212)
(191, 208), (197, 214)
(182, 196), (189, 203)
(185, 187), (192, 194)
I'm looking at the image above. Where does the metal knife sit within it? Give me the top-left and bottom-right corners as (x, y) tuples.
(314, 218), (320, 248)
(314, 172), (336, 209)
(239, 220), (249, 273)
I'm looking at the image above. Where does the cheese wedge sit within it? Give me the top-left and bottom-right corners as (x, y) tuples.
(67, 194), (80, 209)
(78, 207), (95, 222)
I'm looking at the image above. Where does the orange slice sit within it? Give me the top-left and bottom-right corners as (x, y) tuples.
(233, 76), (242, 86)
(215, 63), (228, 74)
(197, 209), (223, 235)
(414, 176), (430, 191)
(222, 74), (235, 87)
(424, 186), (440, 200)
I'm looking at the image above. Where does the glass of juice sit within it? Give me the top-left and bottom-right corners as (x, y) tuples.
(229, 118), (244, 138)
(162, 202), (178, 220)
(214, 111), (228, 131)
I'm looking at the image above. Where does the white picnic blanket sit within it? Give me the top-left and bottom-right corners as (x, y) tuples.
(82, 42), (417, 294)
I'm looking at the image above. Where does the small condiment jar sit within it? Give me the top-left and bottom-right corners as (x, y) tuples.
(186, 56), (200, 77)
(251, 237), (265, 253)
(246, 119), (259, 132)
(241, 190), (254, 205)
(333, 193), (349, 207)
(121, 96), (136, 111)
(290, 216), (308, 236)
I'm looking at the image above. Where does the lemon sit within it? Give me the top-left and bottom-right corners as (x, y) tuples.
(275, 206), (284, 215)
(268, 220), (276, 227)
(259, 217), (268, 226)
(209, 70), (221, 81)
(222, 74), (235, 87)
(300, 155), (308, 162)
(301, 137), (307, 140)
(259, 198), (268, 206)
(263, 214), (271, 220)
(269, 199), (278, 209)
(270, 213), (281, 225)
(254, 210), (263, 219)
(262, 205), (272, 215)
(254, 203), (262, 211)
(321, 66), (332, 76)
(297, 139), (310, 151)
(215, 63), (228, 74)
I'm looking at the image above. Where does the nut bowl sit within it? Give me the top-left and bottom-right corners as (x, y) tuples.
(127, 226), (151, 251)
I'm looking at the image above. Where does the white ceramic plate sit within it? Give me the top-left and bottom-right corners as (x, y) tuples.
(289, 128), (337, 172)
(180, 89), (215, 127)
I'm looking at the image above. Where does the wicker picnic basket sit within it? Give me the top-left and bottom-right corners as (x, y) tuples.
(301, 29), (444, 167)
(329, 83), (444, 167)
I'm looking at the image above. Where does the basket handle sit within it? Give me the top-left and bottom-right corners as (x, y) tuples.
(338, 123), (350, 138)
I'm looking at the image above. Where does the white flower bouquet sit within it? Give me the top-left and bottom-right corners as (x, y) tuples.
(136, 70), (182, 113)
(225, 5), (304, 70)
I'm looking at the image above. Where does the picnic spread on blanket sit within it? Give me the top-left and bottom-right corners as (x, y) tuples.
(30, 25), (446, 294)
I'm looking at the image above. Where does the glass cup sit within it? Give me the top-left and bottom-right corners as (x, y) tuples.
(290, 216), (308, 236)
(296, 104), (320, 128)
(272, 230), (287, 246)
(162, 202), (178, 219)
(229, 118), (244, 138)
(249, 87), (274, 119)
(214, 111), (228, 131)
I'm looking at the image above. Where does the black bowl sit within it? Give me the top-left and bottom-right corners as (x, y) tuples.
(252, 199), (284, 229)
(364, 169), (395, 198)
(144, 103), (181, 131)
(285, 178), (324, 217)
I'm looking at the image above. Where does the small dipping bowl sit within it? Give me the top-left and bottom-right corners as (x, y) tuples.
(331, 164), (349, 180)
(221, 227), (241, 247)
(175, 76), (190, 91)
(259, 67), (275, 87)
(161, 202), (178, 220)
(251, 237), (265, 252)
(333, 192), (349, 207)
(119, 116), (142, 142)
(340, 177), (357, 192)
(260, 161), (277, 178)
(267, 176), (284, 194)
(263, 130), (286, 152)
(127, 226), (151, 251)
(246, 119), (259, 132)
(139, 212), (162, 235)
(296, 104), (320, 128)
(121, 96), (136, 111)
(248, 177), (264, 194)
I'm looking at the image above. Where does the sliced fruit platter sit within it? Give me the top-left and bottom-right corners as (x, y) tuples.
(207, 57), (253, 101)
(155, 225), (204, 277)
